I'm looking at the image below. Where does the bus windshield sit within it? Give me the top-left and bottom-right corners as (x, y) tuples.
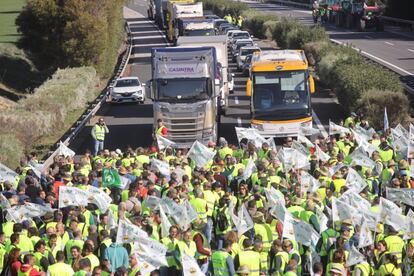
(252, 71), (311, 120)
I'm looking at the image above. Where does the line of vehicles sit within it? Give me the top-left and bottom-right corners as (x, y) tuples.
(111, 0), (316, 147)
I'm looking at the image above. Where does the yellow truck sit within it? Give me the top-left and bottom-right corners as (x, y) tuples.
(166, 0), (203, 43)
(246, 50), (315, 137)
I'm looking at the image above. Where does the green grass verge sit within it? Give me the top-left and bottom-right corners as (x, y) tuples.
(0, 0), (26, 44)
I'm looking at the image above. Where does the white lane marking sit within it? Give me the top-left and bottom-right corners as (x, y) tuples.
(312, 110), (328, 138)
(237, 117), (242, 127)
(385, 42), (394, 46)
(330, 38), (414, 76)
(235, 96), (239, 105)
(131, 53), (151, 58)
(132, 35), (166, 39)
(408, 49), (414, 53)
(132, 43), (171, 47)
(364, 35), (374, 39)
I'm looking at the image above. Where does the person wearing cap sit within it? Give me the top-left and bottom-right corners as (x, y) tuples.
(378, 137), (394, 163)
(329, 262), (346, 276)
(287, 198), (304, 219)
(211, 239), (236, 276)
(236, 265), (249, 276)
(344, 112), (357, 128)
(91, 118), (109, 156)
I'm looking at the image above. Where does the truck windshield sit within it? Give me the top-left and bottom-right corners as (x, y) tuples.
(116, 78), (140, 87)
(252, 71), (311, 120)
(184, 29), (215, 36)
(156, 78), (211, 101)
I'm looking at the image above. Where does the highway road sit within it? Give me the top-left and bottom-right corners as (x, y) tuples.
(70, 0), (350, 152)
(244, 0), (414, 89)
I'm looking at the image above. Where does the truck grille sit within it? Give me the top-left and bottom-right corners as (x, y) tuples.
(164, 113), (205, 143)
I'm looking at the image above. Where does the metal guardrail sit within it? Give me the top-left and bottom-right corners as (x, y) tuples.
(41, 22), (133, 171)
(380, 16), (414, 29)
(266, 0), (312, 9)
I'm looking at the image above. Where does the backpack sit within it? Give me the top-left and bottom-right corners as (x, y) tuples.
(216, 210), (229, 232)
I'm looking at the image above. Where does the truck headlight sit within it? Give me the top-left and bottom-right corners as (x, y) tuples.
(203, 101), (214, 129)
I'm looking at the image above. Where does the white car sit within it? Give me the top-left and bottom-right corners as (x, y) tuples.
(231, 39), (254, 60)
(110, 77), (145, 103)
(229, 31), (251, 47)
(228, 72), (235, 93)
(236, 46), (261, 70)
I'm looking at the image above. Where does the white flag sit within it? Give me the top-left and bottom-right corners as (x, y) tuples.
(315, 145), (330, 163)
(144, 196), (161, 210)
(0, 193), (11, 209)
(297, 134), (314, 148)
(329, 121), (350, 135)
(6, 203), (54, 223)
(181, 199), (198, 230)
(0, 162), (18, 184)
(182, 253), (204, 276)
(229, 201), (254, 237)
(242, 158), (256, 180)
(136, 254), (157, 276)
(386, 187), (414, 206)
(157, 135), (175, 150)
(266, 137), (277, 151)
(404, 209), (414, 240)
(186, 140), (215, 168)
(269, 198), (288, 222)
(348, 147), (376, 169)
(283, 213), (320, 250)
(300, 172), (321, 193)
(116, 219), (148, 244)
(332, 198), (362, 224)
(346, 246), (365, 267)
(57, 141), (75, 158)
(133, 236), (168, 267)
(159, 205), (172, 238)
(316, 208), (328, 234)
(150, 159), (170, 177)
(345, 168), (367, 193)
(377, 197), (405, 231)
(299, 126), (320, 136)
(358, 220), (373, 248)
(59, 186), (90, 209)
(235, 127), (267, 148)
(292, 140), (309, 156)
(87, 186), (112, 213)
(264, 187), (286, 207)
(107, 209), (117, 230)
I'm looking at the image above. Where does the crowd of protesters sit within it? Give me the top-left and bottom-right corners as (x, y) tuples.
(1, 112), (414, 276)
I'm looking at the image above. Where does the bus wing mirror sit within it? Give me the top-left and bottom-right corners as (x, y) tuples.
(246, 78), (252, 97)
(145, 80), (154, 99)
(309, 75), (315, 94)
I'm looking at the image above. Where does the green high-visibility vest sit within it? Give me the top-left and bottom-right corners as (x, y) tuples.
(95, 124), (106, 141)
(212, 251), (230, 276)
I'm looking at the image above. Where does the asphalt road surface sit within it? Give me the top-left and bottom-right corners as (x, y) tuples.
(70, 0), (356, 152)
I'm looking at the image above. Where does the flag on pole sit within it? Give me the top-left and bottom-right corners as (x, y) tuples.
(182, 253), (205, 276)
(116, 220), (148, 244)
(358, 220), (373, 248)
(159, 205), (172, 238)
(0, 162), (17, 184)
(156, 135), (175, 150)
(229, 201), (254, 237)
(329, 121), (350, 135)
(150, 159), (170, 177)
(346, 246), (366, 267)
(384, 107), (389, 131)
(102, 168), (122, 188)
(242, 158), (256, 180)
(186, 140), (215, 168)
(57, 141), (76, 158)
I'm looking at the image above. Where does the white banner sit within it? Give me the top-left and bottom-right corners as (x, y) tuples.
(6, 203), (54, 223)
(144, 196), (161, 210)
(159, 205), (172, 238)
(349, 147), (376, 169)
(116, 219), (148, 244)
(136, 254), (157, 276)
(345, 168), (368, 193)
(242, 158), (256, 180)
(87, 186), (112, 213)
(329, 121), (350, 135)
(346, 246), (365, 267)
(315, 145), (330, 163)
(151, 159), (170, 177)
(229, 201), (253, 237)
(404, 209), (414, 240)
(264, 187), (286, 207)
(377, 197), (405, 231)
(300, 172), (321, 193)
(292, 140), (309, 156)
(386, 187), (414, 206)
(57, 141), (76, 158)
(299, 126), (320, 136)
(186, 140), (215, 168)
(0, 162), (17, 183)
(157, 135), (176, 150)
(59, 186), (90, 209)
(297, 134), (314, 148)
(282, 213), (320, 250)
(133, 236), (168, 267)
(316, 208), (328, 234)
(358, 220), (373, 248)
(182, 253), (205, 276)
(235, 127), (267, 148)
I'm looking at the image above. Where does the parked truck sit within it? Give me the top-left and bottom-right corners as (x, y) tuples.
(148, 47), (219, 147)
(246, 50), (315, 137)
(176, 35), (231, 114)
(167, 1), (203, 43)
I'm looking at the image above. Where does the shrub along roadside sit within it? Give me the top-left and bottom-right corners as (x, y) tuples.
(0, 67), (99, 168)
(203, 0), (409, 129)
